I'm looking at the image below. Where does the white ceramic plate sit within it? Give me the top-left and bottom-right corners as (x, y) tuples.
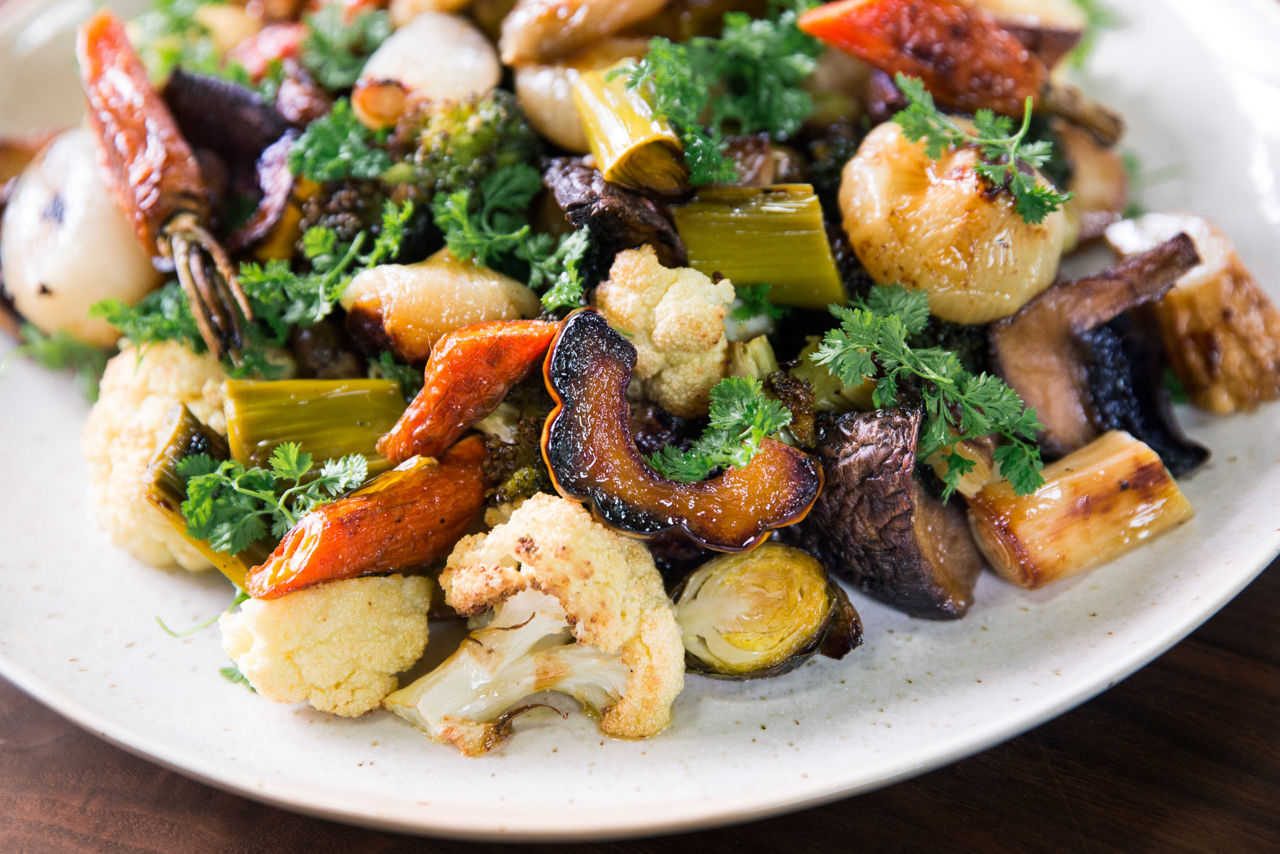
(1, 0), (1278, 841)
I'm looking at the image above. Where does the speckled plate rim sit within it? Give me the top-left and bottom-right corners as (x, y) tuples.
(1, 0), (1278, 842)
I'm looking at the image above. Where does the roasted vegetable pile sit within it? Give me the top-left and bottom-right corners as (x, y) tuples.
(3, 0), (1278, 756)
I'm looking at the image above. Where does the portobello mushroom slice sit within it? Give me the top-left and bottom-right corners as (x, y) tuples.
(542, 156), (687, 268)
(790, 409), (986, 620)
(989, 233), (1200, 458)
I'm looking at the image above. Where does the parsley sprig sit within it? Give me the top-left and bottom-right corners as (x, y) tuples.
(732, 283), (791, 323)
(432, 165), (591, 312)
(892, 73), (1072, 225)
(616, 1), (821, 185)
(812, 285), (1044, 497)
(298, 5), (392, 91)
(178, 442), (368, 554)
(90, 201), (413, 377)
(287, 98), (393, 182)
(4, 324), (110, 402)
(647, 377), (792, 482)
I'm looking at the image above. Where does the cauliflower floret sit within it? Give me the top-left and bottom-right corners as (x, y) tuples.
(81, 341), (229, 571)
(594, 245), (734, 417)
(220, 574), (433, 717)
(383, 494), (684, 755)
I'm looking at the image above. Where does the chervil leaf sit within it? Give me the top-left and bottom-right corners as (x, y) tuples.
(891, 73), (1073, 225)
(287, 99), (392, 182)
(732, 283), (790, 323)
(299, 5), (391, 91)
(647, 377), (792, 482)
(179, 447), (369, 554)
(813, 284), (1045, 497)
(615, 3), (820, 184)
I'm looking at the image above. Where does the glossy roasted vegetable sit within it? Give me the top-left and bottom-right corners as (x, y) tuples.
(146, 405), (270, 590)
(798, 0), (1122, 144)
(967, 431), (1194, 589)
(790, 409), (987, 619)
(1107, 213), (1280, 414)
(224, 379), (406, 476)
(989, 233), (1200, 457)
(245, 436), (488, 599)
(572, 64), (688, 196)
(377, 319), (560, 464)
(672, 185), (845, 310)
(542, 309), (823, 551)
(673, 544), (862, 679)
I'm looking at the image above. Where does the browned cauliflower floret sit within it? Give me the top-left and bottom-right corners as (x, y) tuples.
(220, 575), (433, 717)
(81, 341), (229, 571)
(383, 493), (684, 756)
(594, 245), (734, 417)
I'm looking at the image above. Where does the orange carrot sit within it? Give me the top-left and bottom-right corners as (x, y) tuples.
(246, 436), (488, 599)
(798, 0), (1046, 118)
(377, 319), (560, 464)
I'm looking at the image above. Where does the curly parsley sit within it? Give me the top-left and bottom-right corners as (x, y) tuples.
(812, 285), (1044, 497)
(299, 5), (392, 91)
(287, 99), (393, 182)
(432, 165), (591, 313)
(3, 324), (110, 402)
(892, 73), (1073, 225)
(648, 377), (793, 482)
(616, 1), (821, 185)
(178, 442), (368, 554)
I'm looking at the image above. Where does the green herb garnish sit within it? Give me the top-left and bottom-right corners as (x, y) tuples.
(647, 377), (793, 482)
(369, 351), (424, 400)
(616, 1), (821, 185)
(1067, 0), (1119, 69)
(287, 98), (393, 182)
(298, 5), (392, 91)
(892, 73), (1073, 225)
(432, 164), (590, 313)
(812, 285), (1044, 497)
(178, 442), (368, 554)
(4, 324), (110, 402)
(219, 664), (255, 690)
(732, 283), (791, 323)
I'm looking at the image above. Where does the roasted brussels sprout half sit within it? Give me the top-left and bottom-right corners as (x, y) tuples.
(672, 544), (861, 680)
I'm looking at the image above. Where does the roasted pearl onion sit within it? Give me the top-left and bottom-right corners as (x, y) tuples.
(839, 121), (1069, 325)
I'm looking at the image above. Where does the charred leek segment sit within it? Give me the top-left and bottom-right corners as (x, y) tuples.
(223, 379), (406, 476)
(673, 544), (862, 680)
(146, 405), (268, 590)
(572, 64), (688, 196)
(967, 431), (1194, 590)
(672, 185), (845, 310)
(1106, 213), (1280, 414)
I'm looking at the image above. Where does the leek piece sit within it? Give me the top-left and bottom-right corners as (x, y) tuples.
(572, 64), (688, 195)
(146, 404), (266, 590)
(223, 379), (405, 476)
(673, 184), (845, 310)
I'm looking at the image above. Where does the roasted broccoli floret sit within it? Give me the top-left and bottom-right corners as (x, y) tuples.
(391, 89), (542, 197)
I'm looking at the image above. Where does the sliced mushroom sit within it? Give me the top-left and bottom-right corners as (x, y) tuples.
(988, 233), (1200, 457)
(542, 157), (686, 268)
(789, 409), (987, 620)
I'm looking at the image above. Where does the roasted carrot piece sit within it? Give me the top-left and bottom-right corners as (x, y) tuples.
(798, 0), (1046, 118)
(377, 319), (560, 464)
(246, 435), (488, 599)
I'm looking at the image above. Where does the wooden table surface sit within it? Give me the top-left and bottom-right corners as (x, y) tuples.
(1, 560), (1275, 852)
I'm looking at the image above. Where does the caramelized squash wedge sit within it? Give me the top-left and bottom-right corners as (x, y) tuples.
(541, 309), (823, 551)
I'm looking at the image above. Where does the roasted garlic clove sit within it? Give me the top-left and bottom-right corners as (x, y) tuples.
(1106, 213), (1280, 414)
(967, 431), (1194, 589)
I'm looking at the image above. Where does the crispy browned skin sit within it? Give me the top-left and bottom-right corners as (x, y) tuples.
(77, 10), (209, 249)
(798, 0), (1046, 117)
(989, 234), (1199, 456)
(377, 320), (560, 464)
(542, 309), (822, 552)
(246, 436), (488, 599)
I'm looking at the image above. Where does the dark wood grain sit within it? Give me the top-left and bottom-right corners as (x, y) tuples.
(1, 561), (1275, 853)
